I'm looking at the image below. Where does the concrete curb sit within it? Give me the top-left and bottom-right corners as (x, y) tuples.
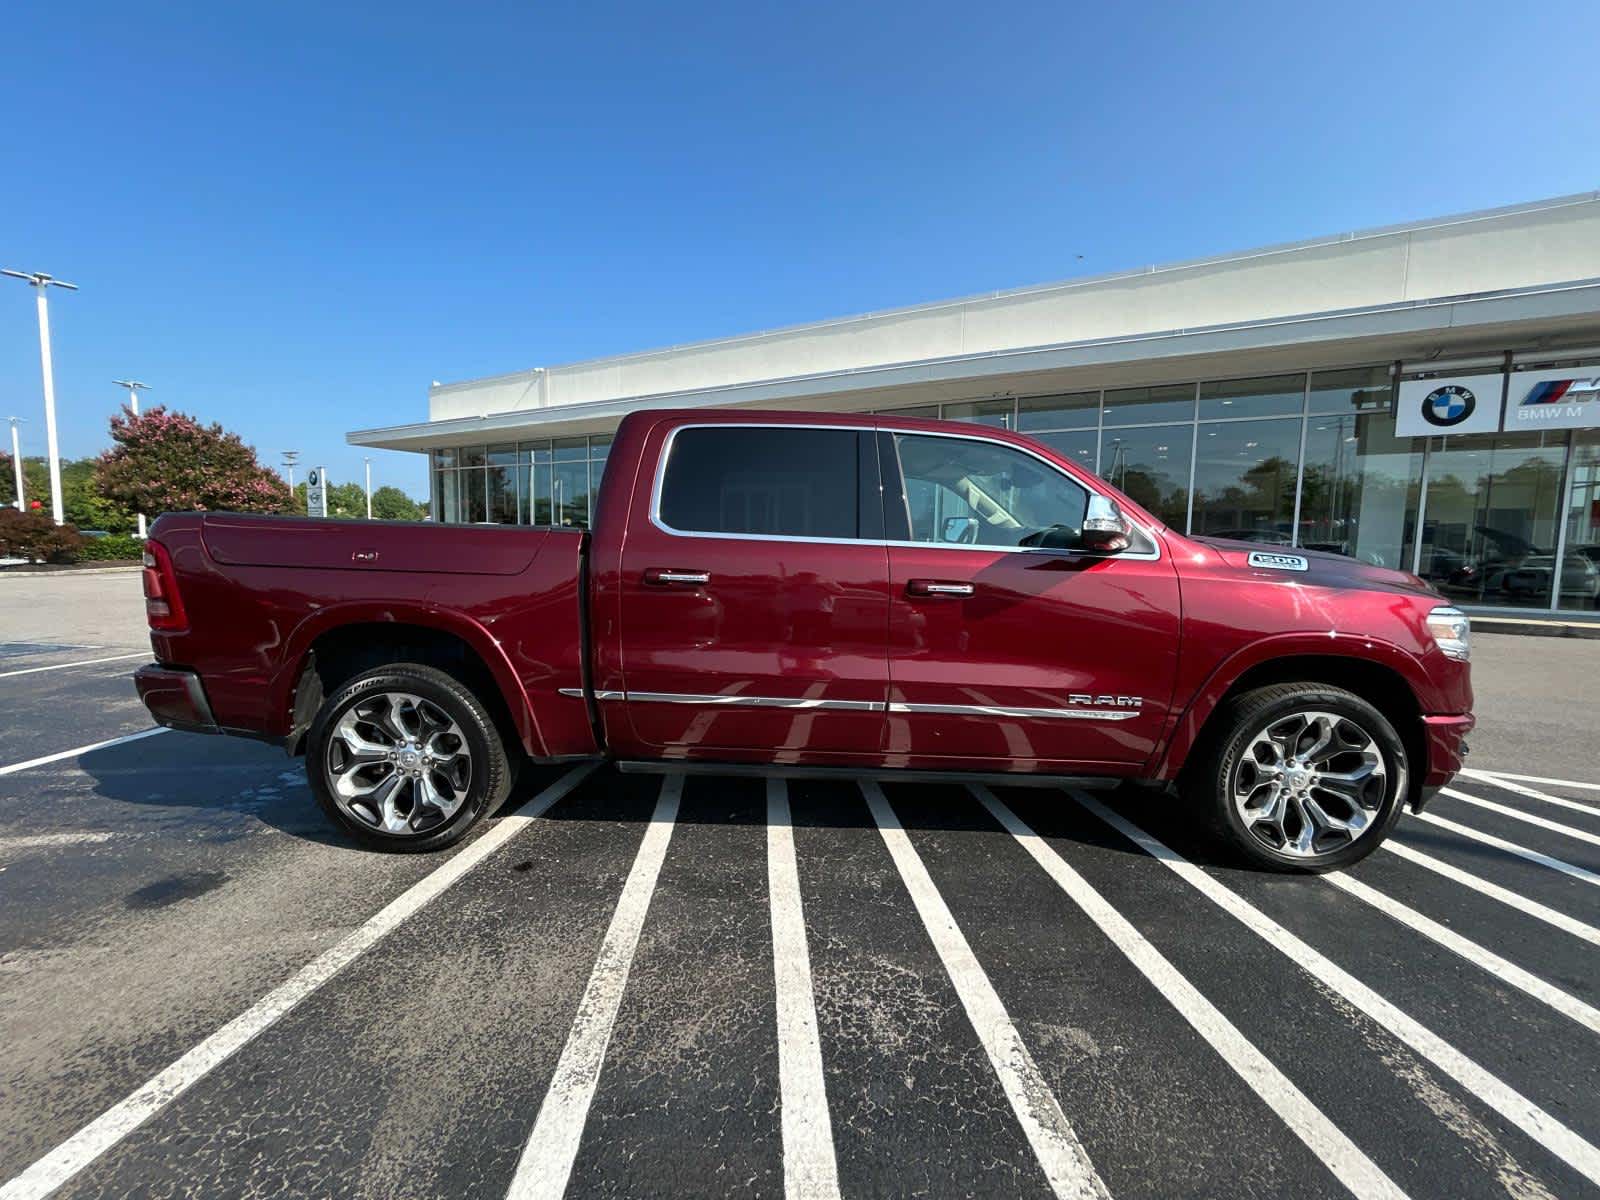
(1473, 615), (1600, 640)
(0, 565), (143, 578)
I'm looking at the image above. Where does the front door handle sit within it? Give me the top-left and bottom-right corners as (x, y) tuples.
(907, 579), (974, 597)
(645, 568), (711, 587)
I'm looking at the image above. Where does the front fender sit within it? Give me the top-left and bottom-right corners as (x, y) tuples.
(1150, 630), (1432, 782)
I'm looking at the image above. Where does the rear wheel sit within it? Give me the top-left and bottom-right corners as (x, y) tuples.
(1200, 683), (1407, 872)
(306, 662), (511, 852)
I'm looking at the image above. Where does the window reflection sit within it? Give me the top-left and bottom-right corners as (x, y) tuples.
(1099, 425), (1191, 529)
(1190, 418), (1301, 541)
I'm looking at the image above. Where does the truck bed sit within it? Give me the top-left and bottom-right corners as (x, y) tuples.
(143, 512), (598, 759)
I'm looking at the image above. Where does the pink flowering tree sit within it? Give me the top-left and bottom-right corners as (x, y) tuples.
(96, 406), (292, 516)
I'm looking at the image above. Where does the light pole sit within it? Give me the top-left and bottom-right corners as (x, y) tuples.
(364, 456), (372, 519)
(282, 450), (299, 491)
(2, 269), (78, 525)
(112, 380), (151, 538)
(5, 417), (23, 511)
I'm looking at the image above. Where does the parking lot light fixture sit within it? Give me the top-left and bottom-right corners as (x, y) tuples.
(113, 381), (152, 538)
(282, 450), (299, 490)
(6, 416), (23, 511)
(3, 269), (78, 525)
(364, 456), (372, 519)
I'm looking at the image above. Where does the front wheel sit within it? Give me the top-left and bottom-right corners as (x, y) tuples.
(306, 662), (511, 852)
(1200, 683), (1408, 872)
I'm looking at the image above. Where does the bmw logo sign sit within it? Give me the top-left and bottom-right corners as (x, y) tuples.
(1422, 384), (1476, 427)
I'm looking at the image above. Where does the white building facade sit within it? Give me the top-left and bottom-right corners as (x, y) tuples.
(349, 192), (1600, 617)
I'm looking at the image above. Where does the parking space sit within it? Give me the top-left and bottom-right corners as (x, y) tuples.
(0, 575), (1597, 1199)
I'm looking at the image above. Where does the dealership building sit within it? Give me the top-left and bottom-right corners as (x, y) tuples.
(349, 192), (1600, 619)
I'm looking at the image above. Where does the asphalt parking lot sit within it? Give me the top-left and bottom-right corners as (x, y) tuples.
(1, 571), (1598, 1199)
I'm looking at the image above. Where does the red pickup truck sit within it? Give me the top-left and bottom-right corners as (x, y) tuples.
(134, 407), (1473, 871)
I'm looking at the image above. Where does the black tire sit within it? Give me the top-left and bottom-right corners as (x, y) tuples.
(1197, 682), (1408, 873)
(306, 662), (513, 852)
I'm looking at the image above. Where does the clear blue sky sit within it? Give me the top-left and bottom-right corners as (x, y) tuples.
(3, 0), (1597, 498)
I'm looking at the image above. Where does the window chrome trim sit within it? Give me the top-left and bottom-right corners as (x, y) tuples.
(647, 421), (1162, 562)
(886, 701), (1139, 722)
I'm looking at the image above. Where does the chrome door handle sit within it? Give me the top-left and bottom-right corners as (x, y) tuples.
(908, 579), (974, 597)
(646, 569), (711, 586)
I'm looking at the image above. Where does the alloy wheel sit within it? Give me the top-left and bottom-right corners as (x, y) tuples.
(1231, 710), (1387, 858)
(324, 692), (474, 836)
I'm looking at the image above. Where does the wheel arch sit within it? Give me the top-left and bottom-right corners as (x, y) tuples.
(1157, 640), (1427, 807)
(275, 607), (542, 759)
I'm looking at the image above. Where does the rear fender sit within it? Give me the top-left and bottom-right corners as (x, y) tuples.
(272, 602), (546, 757)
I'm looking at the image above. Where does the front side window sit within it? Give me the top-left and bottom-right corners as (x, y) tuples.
(658, 426), (860, 539)
(893, 433), (1089, 549)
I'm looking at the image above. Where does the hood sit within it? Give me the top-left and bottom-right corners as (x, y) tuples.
(1187, 535), (1441, 600)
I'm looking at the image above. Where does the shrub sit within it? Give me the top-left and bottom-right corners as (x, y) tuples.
(0, 509), (86, 563)
(78, 534), (145, 562)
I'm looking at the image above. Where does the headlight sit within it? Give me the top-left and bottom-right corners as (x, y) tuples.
(1426, 606), (1470, 661)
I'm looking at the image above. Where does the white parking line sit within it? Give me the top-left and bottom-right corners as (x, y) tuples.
(0, 762), (600, 1200)
(0, 652), (147, 680)
(1459, 770), (1600, 819)
(975, 787), (1405, 1200)
(1381, 840), (1600, 948)
(767, 779), (841, 1200)
(0, 832), (119, 854)
(0, 728), (169, 778)
(1073, 792), (1600, 1190)
(506, 774), (681, 1200)
(1466, 770), (1600, 793)
(1412, 810), (1600, 889)
(1324, 871), (1600, 1036)
(862, 781), (1110, 1200)
(1440, 787), (1600, 850)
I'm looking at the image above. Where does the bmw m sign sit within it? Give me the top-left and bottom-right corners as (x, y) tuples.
(1506, 368), (1600, 431)
(1397, 369), (1600, 437)
(1396, 373), (1504, 436)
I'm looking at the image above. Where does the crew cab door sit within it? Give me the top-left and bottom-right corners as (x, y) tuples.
(614, 422), (889, 755)
(881, 429), (1180, 768)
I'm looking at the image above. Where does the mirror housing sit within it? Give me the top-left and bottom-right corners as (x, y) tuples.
(1079, 495), (1131, 554)
(941, 515), (978, 544)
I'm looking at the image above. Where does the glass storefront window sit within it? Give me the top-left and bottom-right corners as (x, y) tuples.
(1032, 429), (1098, 472)
(487, 465), (517, 523)
(1019, 392), (1099, 432)
(1559, 429), (1600, 611)
(432, 448), (457, 469)
(460, 446), (487, 468)
(458, 467), (487, 523)
(1309, 366), (1392, 417)
(1299, 411), (1420, 568)
(1099, 424), (1192, 529)
(553, 437), (588, 463)
(876, 404), (941, 419)
(437, 470), (460, 523)
(1102, 384), (1194, 428)
(943, 399), (1016, 429)
(1419, 432), (1569, 609)
(1198, 374), (1304, 421)
(554, 461), (588, 527)
(1190, 417), (1302, 540)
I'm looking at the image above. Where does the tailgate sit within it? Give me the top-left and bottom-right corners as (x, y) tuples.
(200, 515), (547, 575)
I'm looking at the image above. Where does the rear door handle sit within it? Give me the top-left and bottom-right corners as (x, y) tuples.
(907, 579), (974, 597)
(645, 568), (711, 586)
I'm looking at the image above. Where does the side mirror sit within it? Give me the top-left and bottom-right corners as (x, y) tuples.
(1079, 495), (1131, 554)
(941, 515), (978, 544)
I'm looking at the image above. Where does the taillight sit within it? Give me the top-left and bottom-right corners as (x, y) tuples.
(142, 540), (188, 632)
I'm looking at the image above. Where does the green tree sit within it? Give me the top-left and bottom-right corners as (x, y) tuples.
(97, 407), (292, 515)
(371, 485), (426, 521)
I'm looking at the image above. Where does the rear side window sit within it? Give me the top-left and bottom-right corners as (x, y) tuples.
(658, 426), (861, 539)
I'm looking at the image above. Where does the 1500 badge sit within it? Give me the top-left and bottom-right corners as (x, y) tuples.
(1247, 551), (1309, 572)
